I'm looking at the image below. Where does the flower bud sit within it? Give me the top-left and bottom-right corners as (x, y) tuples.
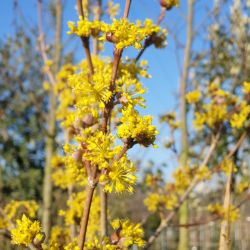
(91, 123), (99, 133)
(160, 0), (178, 10)
(119, 95), (128, 104)
(33, 232), (45, 246)
(106, 32), (117, 43)
(83, 114), (95, 127)
(72, 150), (83, 162)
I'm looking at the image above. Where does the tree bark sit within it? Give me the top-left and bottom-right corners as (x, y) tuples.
(219, 161), (234, 250)
(100, 188), (108, 237)
(42, 0), (62, 240)
(93, 0), (102, 55)
(178, 1), (194, 250)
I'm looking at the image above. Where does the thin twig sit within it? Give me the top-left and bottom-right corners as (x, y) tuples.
(76, 0), (94, 75)
(37, 0), (56, 86)
(143, 131), (247, 249)
(77, 0), (84, 18)
(171, 194), (250, 228)
(135, 7), (166, 63)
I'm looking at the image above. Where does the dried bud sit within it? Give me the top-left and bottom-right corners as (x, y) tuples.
(106, 32), (117, 43)
(72, 150), (83, 162)
(119, 95), (128, 104)
(91, 123), (99, 133)
(111, 227), (122, 244)
(83, 114), (95, 127)
(160, 0), (178, 10)
(74, 118), (84, 129)
(33, 232), (45, 246)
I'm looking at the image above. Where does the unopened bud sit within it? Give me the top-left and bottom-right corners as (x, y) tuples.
(119, 95), (128, 104)
(106, 32), (117, 43)
(33, 232), (45, 246)
(72, 150), (83, 162)
(83, 114), (95, 127)
(160, 0), (178, 10)
(91, 123), (99, 132)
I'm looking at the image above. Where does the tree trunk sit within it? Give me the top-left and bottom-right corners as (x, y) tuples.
(219, 160), (234, 250)
(42, 0), (62, 239)
(93, 0), (102, 56)
(100, 188), (108, 236)
(178, 1), (194, 250)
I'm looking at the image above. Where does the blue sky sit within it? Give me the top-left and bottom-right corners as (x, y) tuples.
(0, 0), (214, 177)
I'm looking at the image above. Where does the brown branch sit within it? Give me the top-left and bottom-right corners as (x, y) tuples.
(143, 131), (247, 249)
(101, 0), (132, 133)
(135, 7), (166, 63)
(37, 0), (56, 86)
(171, 194), (250, 228)
(99, 0), (132, 238)
(77, 0), (84, 18)
(143, 131), (219, 250)
(76, 0), (94, 75)
(123, 0), (132, 19)
(78, 167), (98, 250)
(0, 229), (11, 240)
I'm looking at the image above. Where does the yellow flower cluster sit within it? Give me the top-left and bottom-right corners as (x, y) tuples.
(118, 108), (158, 147)
(55, 57), (150, 130)
(54, 64), (77, 128)
(4, 200), (38, 220)
(186, 90), (201, 104)
(52, 153), (86, 188)
(242, 81), (250, 95)
(111, 219), (145, 247)
(236, 180), (249, 193)
(68, 17), (166, 50)
(68, 17), (104, 37)
(191, 82), (250, 130)
(59, 191), (100, 240)
(101, 18), (162, 50)
(207, 204), (239, 222)
(144, 192), (177, 212)
(80, 131), (119, 169)
(49, 226), (70, 248)
(0, 216), (8, 230)
(160, 112), (180, 129)
(161, 0), (179, 10)
(11, 215), (44, 247)
(195, 165), (211, 180)
(64, 240), (80, 250)
(100, 156), (137, 193)
(230, 101), (250, 129)
(144, 165), (211, 214)
(221, 159), (237, 175)
(107, 0), (120, 19)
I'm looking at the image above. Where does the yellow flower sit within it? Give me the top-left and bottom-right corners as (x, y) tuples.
(111, 219), (145, 247)
(230, 101), (250, 129)
(107, 0), (120, 19)
(186, 90), (201, 104)
(208, 204), (239, 222)
(11, 215), (43, 246)
(144, 193), (164, 212)
(82, 131), (119, 170)
(117, 108), (158, 147)
(221, 159), (237, 175)
(68, 17), (104, 37)
(101, 156), (137, 193)
(59, 191), (100, 240)
(4, 200), (39, 220)
(193, 112), (206, 130)
(242, 81), (250, 95)
(100, 18), (162, 50)
(236, 180), (249, 193)
(161, 0), (179, 10)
